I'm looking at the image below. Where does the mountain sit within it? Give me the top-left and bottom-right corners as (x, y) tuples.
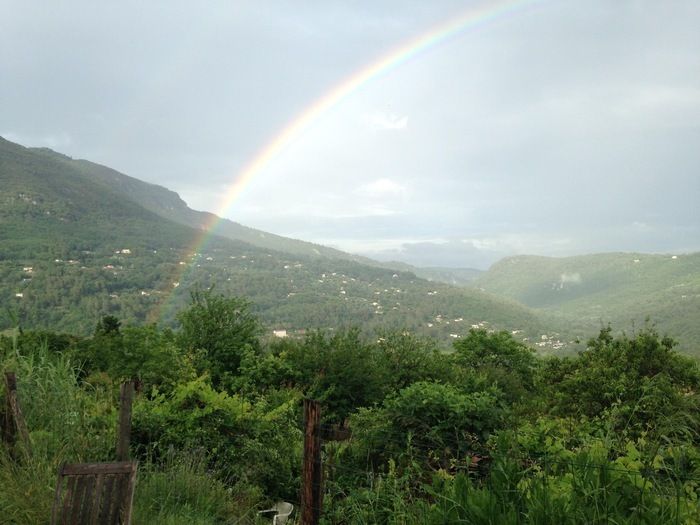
(0, 136), (550, 345)
(40, 151), (491, 283)
(474, 253), (700, 354)
(63, 154), (379, 264)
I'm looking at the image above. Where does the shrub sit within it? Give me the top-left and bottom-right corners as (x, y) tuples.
(132, 377), (302, 498)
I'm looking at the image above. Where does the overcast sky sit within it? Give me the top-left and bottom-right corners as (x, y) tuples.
(2, 1), (699, 269)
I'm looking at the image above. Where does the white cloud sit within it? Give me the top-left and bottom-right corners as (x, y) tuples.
(631, 221), (654, 232)
(364, 112), (408, 130)
(560, 272), (582, 284)
(617, 86), (700, 115)
(355, 178), (408, 199)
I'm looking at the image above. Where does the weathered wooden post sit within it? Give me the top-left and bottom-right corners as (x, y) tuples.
(115, 381), (135, 461)
(301, 398), (323, 525)
(3, 372), (31, 452)
(1, 374), (12, 445)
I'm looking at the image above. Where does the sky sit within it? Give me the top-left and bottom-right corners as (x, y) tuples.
(1, 1), (699, 269)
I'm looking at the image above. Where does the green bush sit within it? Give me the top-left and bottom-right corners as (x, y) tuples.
(2, 341), (115, 462)
(132, 377), (302, 498)
(453, 328), (538, 402)
(545, 326), (700, 437)
(0, 341), (115, 523)
(347, 381), (505, 473)
(78, 321), (195, 393)
(266, 329), (389, 423)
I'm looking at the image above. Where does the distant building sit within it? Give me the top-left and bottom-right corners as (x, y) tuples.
(273, 329), (288, 338)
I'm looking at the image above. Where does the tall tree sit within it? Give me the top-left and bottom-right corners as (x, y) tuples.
(177, 288), (261, 388)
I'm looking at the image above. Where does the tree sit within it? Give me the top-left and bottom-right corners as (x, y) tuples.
(176, 288), (261, 388)
(275, 328), (386, 423)
(547, 325), (700, 436)
(94, 315), (121, 336)
(375, 330), (453, 391)
(453, 328), (537, 402)
(349, 381), (505, 470)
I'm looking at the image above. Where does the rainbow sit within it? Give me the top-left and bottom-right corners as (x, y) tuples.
(155, 0), (546, 321)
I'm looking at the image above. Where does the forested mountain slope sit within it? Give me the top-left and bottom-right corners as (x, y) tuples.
(0, 137), (550, 344)
(475, 253), (700, 354)
(47, 147), (489, 282)
(58, 150), (377, 264)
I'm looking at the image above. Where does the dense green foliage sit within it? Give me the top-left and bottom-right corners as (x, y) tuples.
(454, 329), (538, 402)
(177, 289), (261, 388)
(2, 289), (700, 523)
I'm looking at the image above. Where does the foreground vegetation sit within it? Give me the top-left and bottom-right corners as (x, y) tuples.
(2, 289), (700, 523)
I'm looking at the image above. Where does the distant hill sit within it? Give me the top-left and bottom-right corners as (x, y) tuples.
(474, 253), (700, 354)
(411, 266), (483, 286)
(0, 136), (549, 345)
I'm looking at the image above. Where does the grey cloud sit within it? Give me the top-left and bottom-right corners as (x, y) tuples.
(1, 1), (699, 267)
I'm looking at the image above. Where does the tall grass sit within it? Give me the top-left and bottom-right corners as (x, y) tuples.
(0, 447), (56, 524)
(1, 341), (116, 461)
(0, 341), (116, 523)
(133, 450), (260, 524)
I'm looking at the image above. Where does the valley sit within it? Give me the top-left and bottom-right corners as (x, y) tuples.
(0, 137), (552, 347)
(2, 135), (699, 357)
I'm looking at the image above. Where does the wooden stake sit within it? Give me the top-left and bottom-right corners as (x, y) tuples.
(3, 372), (31, 452)
(301, 398), (323, 525)
(1, 375), (13, 445)
(115, 381), (134, 461)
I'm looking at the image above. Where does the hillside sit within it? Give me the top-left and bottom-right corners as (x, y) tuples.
(0, 137), (550, 344)
(475, 253), (700, 354)
(57, 152), (378, 264)
(44, 150), (492, 284)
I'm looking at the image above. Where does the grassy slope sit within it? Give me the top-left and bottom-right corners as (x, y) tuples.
(475, 253), (700, 354)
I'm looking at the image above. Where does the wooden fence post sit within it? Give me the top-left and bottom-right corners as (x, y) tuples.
(1, 374), (12, 445)
(301, 398), (323, 525)
(116, 381), (135, 461)
(3, 372), (31, 452)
